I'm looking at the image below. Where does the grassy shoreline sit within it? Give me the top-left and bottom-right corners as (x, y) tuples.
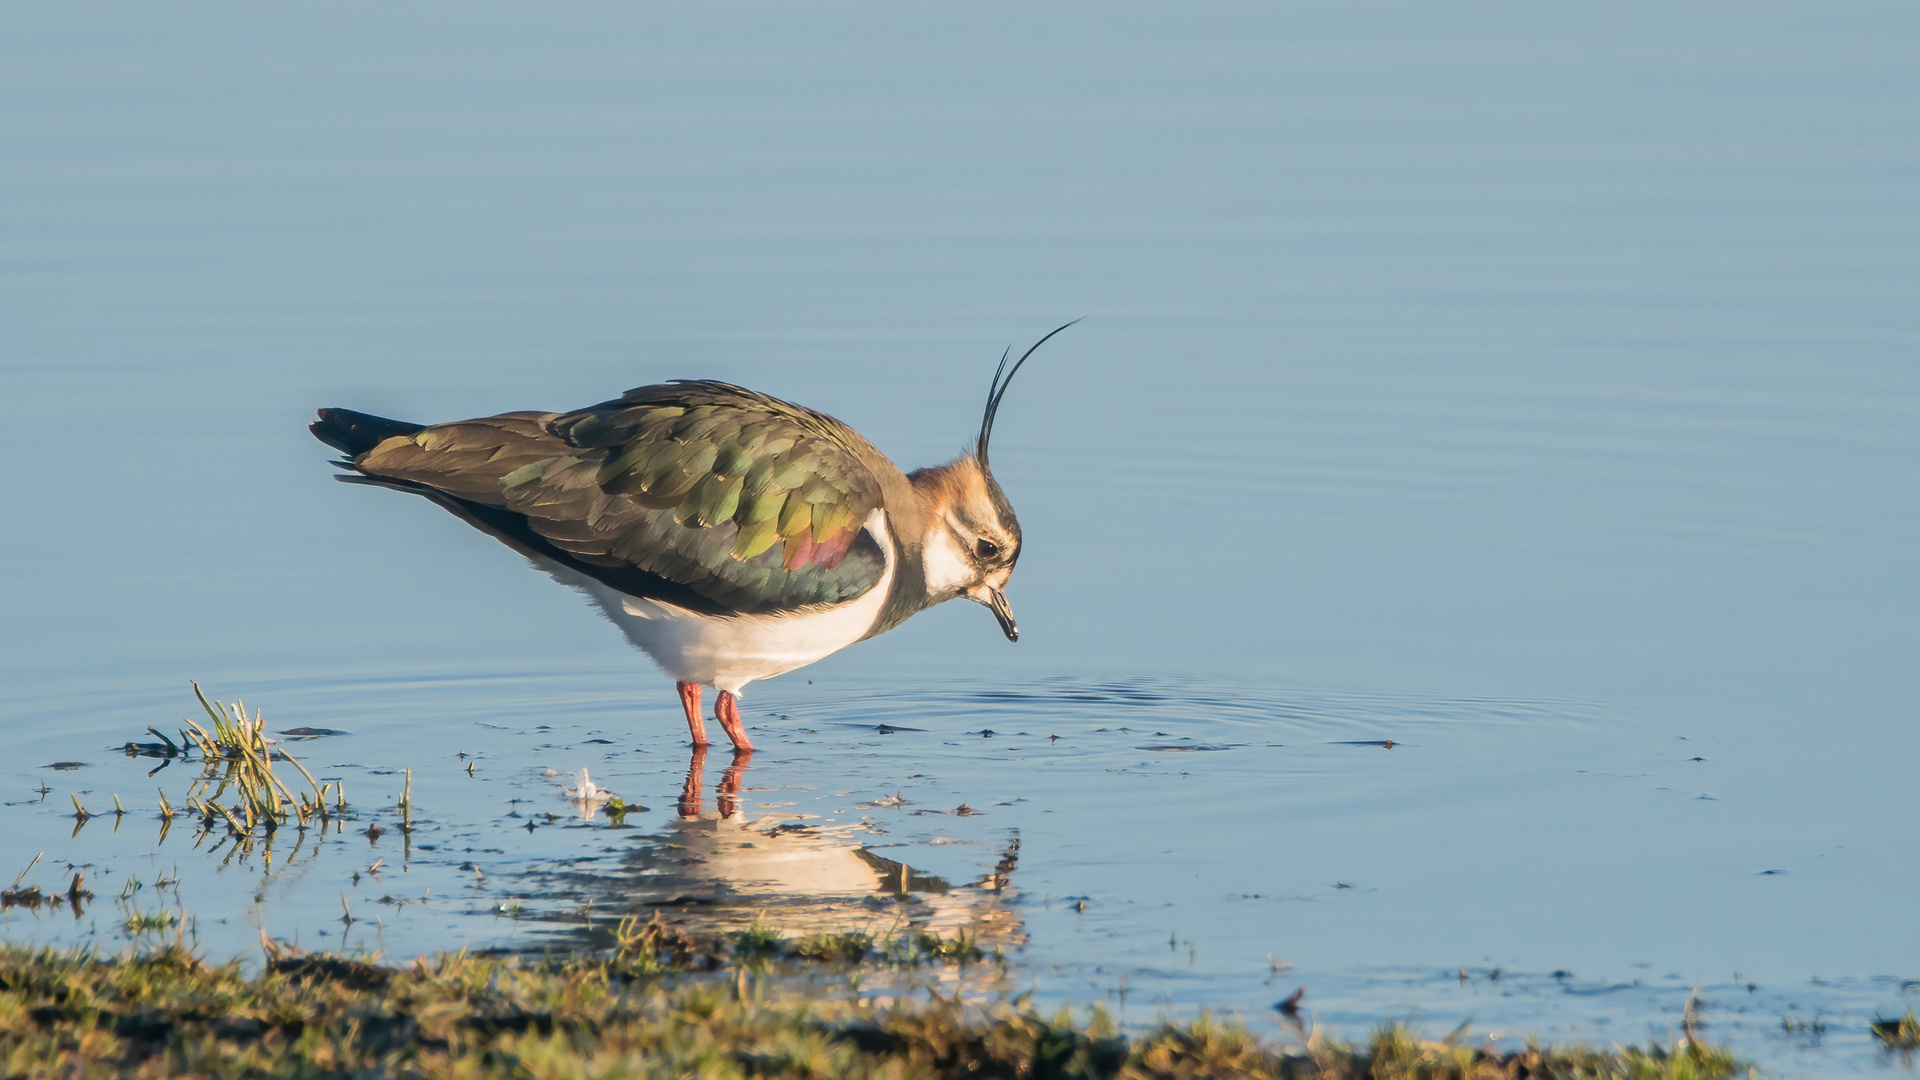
(0, 938), (1752, 1079)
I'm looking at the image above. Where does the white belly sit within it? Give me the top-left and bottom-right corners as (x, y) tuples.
(531, 510), (895, 695)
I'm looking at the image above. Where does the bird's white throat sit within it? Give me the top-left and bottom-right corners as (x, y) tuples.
(919, 514), (977, 601)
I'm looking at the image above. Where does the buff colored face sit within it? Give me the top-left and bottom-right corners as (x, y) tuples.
(915, 459), (1022, 639)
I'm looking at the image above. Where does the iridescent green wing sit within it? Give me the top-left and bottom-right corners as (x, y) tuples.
(351, 382), (890, 615)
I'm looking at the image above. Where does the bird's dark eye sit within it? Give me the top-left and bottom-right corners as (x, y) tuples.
(975, 539), (1000, 560)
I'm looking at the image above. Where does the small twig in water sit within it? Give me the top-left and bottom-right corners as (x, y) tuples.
(12, 852), (42, 888)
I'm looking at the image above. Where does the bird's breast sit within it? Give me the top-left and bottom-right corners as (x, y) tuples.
(551, 509), (898, 693)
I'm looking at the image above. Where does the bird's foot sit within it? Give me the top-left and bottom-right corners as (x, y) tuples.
(715, 691), (753, 752)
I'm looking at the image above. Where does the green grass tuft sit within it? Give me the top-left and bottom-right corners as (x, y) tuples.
(1872, 1008), (1919, 1051)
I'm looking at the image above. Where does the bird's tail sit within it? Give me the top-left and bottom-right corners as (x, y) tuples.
(310, 408), (425, 458)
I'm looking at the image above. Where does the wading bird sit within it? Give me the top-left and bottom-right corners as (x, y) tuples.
(311, 325), (1071, 752)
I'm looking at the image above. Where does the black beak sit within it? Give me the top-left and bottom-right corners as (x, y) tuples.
(986, 587), (1019, 642)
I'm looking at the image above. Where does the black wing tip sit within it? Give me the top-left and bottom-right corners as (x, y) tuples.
(311, 408), (425, 457)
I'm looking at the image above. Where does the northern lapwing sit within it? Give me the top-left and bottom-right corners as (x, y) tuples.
(311, 324), (1072, 752)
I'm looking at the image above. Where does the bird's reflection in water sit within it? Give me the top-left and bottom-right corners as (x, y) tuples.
(531, 749), (1022, 951)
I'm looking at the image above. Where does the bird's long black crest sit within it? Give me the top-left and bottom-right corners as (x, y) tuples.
(976, 319), (1081, 470)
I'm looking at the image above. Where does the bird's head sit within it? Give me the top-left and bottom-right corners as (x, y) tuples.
(906, 321), (1078, 642)
(909, 456), (1023, 639)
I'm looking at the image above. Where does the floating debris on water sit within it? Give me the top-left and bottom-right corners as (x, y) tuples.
(562, 768), (615, 819)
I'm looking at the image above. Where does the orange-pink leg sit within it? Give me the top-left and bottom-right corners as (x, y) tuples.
(714, 690), (753, 752)
(677, 681), (709, 747)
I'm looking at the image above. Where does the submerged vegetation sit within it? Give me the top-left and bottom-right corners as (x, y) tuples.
(0, 941), (1754, 1079)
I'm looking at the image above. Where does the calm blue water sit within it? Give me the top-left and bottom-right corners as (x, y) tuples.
(3, 4), (1918, 1072)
